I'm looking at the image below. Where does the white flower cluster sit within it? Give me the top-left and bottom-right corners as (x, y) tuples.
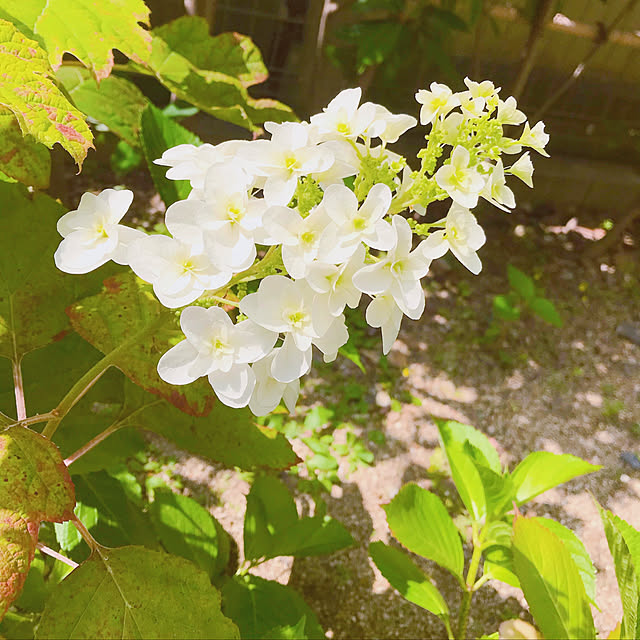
(54, 80), (548, 416)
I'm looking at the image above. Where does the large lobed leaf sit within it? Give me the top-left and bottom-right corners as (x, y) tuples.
(0, 426), (74, 619)
(512, 516), (595, 640)
(0, 19), (92, 167)
(142, 16), (296, 131)
(0, 0), (152, 81)
(36, 546), (239, 639)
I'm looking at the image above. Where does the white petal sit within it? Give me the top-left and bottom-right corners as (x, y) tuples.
(353, 262), (393, 295)
(209, 364), (255, 408)
(271, 335), (311, 383)
(419, 230), (449, 259)
(54, 233), (115, 274)
(233, 320), (278, 363)
(157, 340), (204, 385)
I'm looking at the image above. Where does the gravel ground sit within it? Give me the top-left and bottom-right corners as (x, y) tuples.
(165, 204), (640, 639)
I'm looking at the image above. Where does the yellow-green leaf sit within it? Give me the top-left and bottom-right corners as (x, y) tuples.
(0, 0), (152, 81)
(0, 19), (93, 166)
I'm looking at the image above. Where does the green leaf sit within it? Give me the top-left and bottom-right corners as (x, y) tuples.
(436, 420), (500, 473)
(150, 490), (229, 579)
(222, 575), (324, 640)
(54, 502), (98, 553)
(483, 545), (520, 588)
(0, 182), (120, 362)
(0, 509), (38, 620)
(383, 483), (464, 578)
(0, 0), (152, 81)
(67, 271), (214, 417)
(369, 541), (449, 618)
(529, 297), (563, 327)
(153, 17), (268, 88)
(599, 506), (640, 639)
(0, 426), (74, 522)
(512, 517), (595, 639)
(511, 452), (600, 504)
(244, 476), (353, 561)
(0, 609), (35, 638)
(445, 444), (486, 522)
(263, 616), (308, 640)
(338, 339), (366, 373)
(140, 103), (200, 207)
(36, 546), (239, 639)
(0, 20), (92, 166)
(507, 265), (535, 301)
(535, 517), (597, 606)
(142, 23), (296, 131)
(121, 381), (297, 471)
(56, 67), (148, 147)
(0, 107), (50, 188)
(493, 294), (520, 321)
(475, 465), (514, 518)
(15, 552), (46, 612)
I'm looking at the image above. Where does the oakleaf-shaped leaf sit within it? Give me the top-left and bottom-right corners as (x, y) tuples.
(36, 546), (239, 639)
(153, 17), (268, 88)
(222, 575), (324, 640)
(0, 0), (152, 81)
(56, 67), (148, 147)
(0, 182), (120, 361)
(67, 271), (215, 417)
(384, 483), (464, 578)
(0, 19), (92, 166)
(0, 107), (50, 188)
(0, 426), (74, 523)
(121, 380), (297, 470)
(512, 516), (596, 640)
(0, 510), (38, 620)
(511, 451), (600, 504)
(369, 541), (449, 618)
(142, 23), (296, 131)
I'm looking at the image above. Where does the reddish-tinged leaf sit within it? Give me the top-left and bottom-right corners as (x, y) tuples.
(0, 510), (38, 620)
(0, 19), (93, 167)
(0, 426), (74, 523)
(68, 272), (215, 417)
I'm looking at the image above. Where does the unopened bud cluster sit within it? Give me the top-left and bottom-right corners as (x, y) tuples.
(54, 79), (548, 415)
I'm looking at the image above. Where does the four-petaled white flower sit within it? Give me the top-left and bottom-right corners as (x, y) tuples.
(310, 87), (376, 141)
(353, 215), (431, 318)
(157, 306), (277, 408)
(435, 146), (486, 209)
(249, 351), (301, 416)
(481, 160), (516, 212)
(497, 97), (526, 126)
(54, 189), (144, 274)
(507, 152), (534, 188)
(420, 203), (486, 275)
(520, 121), (550, 157)
(415, 83), (459, 125)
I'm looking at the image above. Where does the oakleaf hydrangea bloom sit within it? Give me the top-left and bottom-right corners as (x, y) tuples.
(54, 78), (548, 415)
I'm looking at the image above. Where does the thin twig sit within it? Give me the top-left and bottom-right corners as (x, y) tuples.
(36, 543), (79, 569)
(72, 515), (99, 552)
(534, 0), (639, 120)
(64, 422), (122, 467)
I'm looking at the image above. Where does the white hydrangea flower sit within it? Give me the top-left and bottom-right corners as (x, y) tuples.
(310, 87), (376, 141)
(154, 140), (248, 189)
(435, 146), (485, 208)
(320, 182), (394, 262)
(353, 215), (430, 318)
(157, 306), (277, 408)
(506, 152), (534, 187)
(305, 244), (365, 316)
(415, 83), (459, 125)
(365, 295), (405, 355)
(128, 235), (231, 308)
(312, 314), (349, 363)
(246, 121), (334, 205)
(496, 97), (526, 126)
(456, 93), (486, 118)
(464, 77), (500, 100)
(54, 189), (144, 274)
(239, 276), (334, 383)
(365, 104), (417, 143)
(420, 202), (486, 275)
(249, 351), (301, 416)
(481, 160), (516, 212)
(262, 205), (334, 279)
(520, 121), (550, 157)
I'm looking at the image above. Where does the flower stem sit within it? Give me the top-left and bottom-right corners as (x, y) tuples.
(12, 359), (26, 421)
(36, 543), (79, 569)
(64, 422), (122, 467)
(457, 523), (485, 639)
